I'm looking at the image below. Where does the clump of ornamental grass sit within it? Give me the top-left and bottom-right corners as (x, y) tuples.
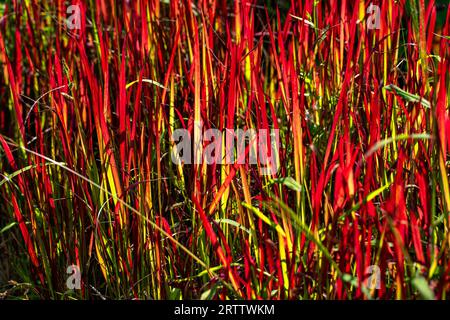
(0, 0), (449, 299)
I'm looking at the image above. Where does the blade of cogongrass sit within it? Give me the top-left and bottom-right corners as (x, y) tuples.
(0, 30), (25, 144)
(242, 202), (287, 238)
(2, 137), (242, 298)
(386, 216), (436, 300)
(190, 0), (202, 200)
(191, 195), (243, 295)
(0, 162), (65, 188)
(193, 263), (274, 282)
(246, 197), (342, 276)
(10, 193), (45, 286)
(215, 218), (252, 236)
(384, 84), (431, 109)
(338, 178), (394, 221)
(241, 202), (290, 295)
(290, 54), (305, 220)
(0, 135), (46, 287)
(125, 79), (168, 90)
(364, 133), (433, 159)
(238, 166), (260, 267)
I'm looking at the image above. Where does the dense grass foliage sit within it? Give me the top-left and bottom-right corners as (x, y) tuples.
(0, 0), (449, 299)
